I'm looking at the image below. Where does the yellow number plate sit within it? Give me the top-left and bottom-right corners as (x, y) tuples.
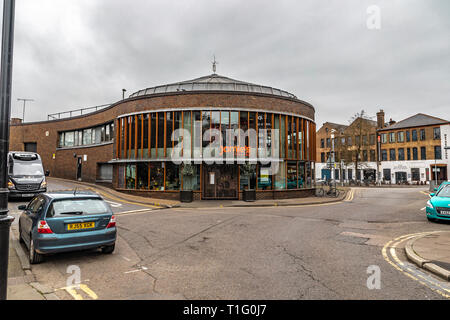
(67, 222), (95, 231)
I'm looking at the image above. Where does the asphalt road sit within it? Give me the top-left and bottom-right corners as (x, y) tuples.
(8, 181), (450, 300)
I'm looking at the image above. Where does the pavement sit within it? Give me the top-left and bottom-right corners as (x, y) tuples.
(405, 231), (450, 281)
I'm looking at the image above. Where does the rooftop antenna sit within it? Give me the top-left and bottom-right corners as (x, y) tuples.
(212, 55), (218, 74)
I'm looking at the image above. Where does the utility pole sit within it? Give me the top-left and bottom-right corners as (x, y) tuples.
(17, 98), (33, 123)
(0, 0), (16, 301)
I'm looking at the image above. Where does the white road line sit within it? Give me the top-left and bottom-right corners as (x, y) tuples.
(105, 200), (123, 208)
(115, 208), (153, 216)
(420, 207), (426, 211)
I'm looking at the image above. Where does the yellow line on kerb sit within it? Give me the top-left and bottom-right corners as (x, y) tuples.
(85, 187), (161, 209)
(382, 232), (450, 299)
(60, 284), (98, 300)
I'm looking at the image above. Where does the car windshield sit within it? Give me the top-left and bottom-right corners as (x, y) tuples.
(13, 162), (44, 176)
(47, 199), (110, 217)
(437, 186), (450, 198)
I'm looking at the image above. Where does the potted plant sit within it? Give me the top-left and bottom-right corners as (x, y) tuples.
(180, 163), (194, 203)
(241, 163), (256, 202)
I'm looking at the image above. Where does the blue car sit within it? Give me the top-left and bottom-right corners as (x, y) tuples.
(426, 183), (450, 222)
(18, 192), (117, 264)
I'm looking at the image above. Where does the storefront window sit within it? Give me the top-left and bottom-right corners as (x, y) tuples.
(129, 117), (135, 159)
(149, 162), (164, 190)
(280, 115), (286, 159)
(151, 113), (157, 158)
(143, 114), (149, 158)
(298, 162), (306, 188)
(137, 163), (148, 189)
(137, 115), (142, 158)
(126, 164), (136, 189)
(182, 164), (200, 191)
(287, 161), (297, 189)
(306, 162), (312, 188)
(165, 162), (180, 190)
(274, 162), (286, 190)
(158, 113), (165, 157)
(258, 164), (272, 190)
(193, 111), (202, 160)
(240, 164), (256, 190)
(202, 111), (211, 149)
(166, 112), (173, 158)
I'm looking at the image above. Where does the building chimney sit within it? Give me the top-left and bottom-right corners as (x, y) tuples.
(389, 118), (396, 126)
(10, 118), (22, 125)
(376, 110), (385, 128)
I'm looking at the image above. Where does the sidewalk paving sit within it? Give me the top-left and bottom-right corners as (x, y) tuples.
(405, 231), (450, 281)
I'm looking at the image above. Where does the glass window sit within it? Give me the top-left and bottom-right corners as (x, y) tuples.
(183, 111), (192, 158)
(137, 115), (142, 158)
(151, 113), (157, 158)
(258, 164), (272, 190)
(240, 163), (256, 190)
(125, 164), (136, 189)
(143, 114), (149, 158)
(298, 162), (306, 188)
(420, 129), (426, 141)
(137, 163), (148, 189)
(182, 163), (200, 191)
(397, 131), (404, 143)
(435, 146), (442, 160)
(149, 162), (164, 190)
(83, 129), (92, 145)
(166, 112), (174, 157)
(321, 139), (325, 148)
(94, 127), (102, 144)
(406, 130), (410, 142)
(306, 162), (312, 188)
(370, 150), (376, 162)
(59, 132), (65, 147)
(412, 147), (418, 160)
(274, 162), (286, 190)
(65, 132), (74, 147)
(165, 162), (180, 190)
(280, 115), (286, 158)
(363, 150), (368, 162)
(383, 169), (391, 181)
(434, 127), (441, 140)
(407, 148), (411, 160)
(202, 111), (211, 149)
(398, 148), (405, 161)
(158, 113), (165, 157)
(389, 132), (395, 143)
(412, 130), (417, 141)
(421, 147), (426, 160)
(130, 117), (135, 158)
(411, 168), (420, 181)
(390, 149), (396, 161)
(193, 111), (202, 160)
(287, 162), (297, 189)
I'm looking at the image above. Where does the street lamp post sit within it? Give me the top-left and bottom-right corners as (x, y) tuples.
(331, 129), (336, 193)
(0, 0), (16, 300)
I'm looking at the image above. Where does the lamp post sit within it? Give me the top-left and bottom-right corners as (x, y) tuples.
(331, 129), (336, 193)
(0, 0), (16, 300)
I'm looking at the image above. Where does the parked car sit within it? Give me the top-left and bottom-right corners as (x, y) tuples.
(426, 184), (450, 222)
(433, 181), (450, 194)
(7, 152), (47, 199)
(18, 191), (117, 264)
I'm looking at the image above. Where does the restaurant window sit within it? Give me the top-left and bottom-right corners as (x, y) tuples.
(149, 162), (164, 190)
(165, 162), (180, 190)
(287, 162), (297, 189)
(137, 163), (148, 190)
(420, 147), (426, 160)
(274, 162), (286, 190)
(182, 163), (200, 191)
(125, 164), (136, 189)
(151, 113), (157, 158)
(298, 162), (306, 188)
(240, 164), (256, 191)
(258, 164), (272, 190)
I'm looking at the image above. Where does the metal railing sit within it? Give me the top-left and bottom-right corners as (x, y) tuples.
(47, 103), (112, 121)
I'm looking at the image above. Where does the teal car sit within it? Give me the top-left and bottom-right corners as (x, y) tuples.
(426, 184), (450, 222)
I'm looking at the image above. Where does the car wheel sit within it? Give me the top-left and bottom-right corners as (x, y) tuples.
(101, 244), (115, 254)
(29, 237), (44, 264)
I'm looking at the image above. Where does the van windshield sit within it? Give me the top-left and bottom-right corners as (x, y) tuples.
(13, 162), (44, 176)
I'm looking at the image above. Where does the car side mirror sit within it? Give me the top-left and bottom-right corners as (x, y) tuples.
(430, 193), (435, 197)
(433, 187), (438, 191)
(18, 205), (27, 210)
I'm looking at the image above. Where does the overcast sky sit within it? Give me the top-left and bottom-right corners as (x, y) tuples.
(3, 0), (449, 127)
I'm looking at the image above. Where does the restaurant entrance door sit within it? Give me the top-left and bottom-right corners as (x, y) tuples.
(202, 164), (238, 200)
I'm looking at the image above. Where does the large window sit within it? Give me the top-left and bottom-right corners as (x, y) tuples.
(59, 122), (114, 148)
(434, 127), (441, 140)
(149, 163), (164, 190)
(287, 162), (297, 189)
(389, 149), (396, 161)
(412, 130), (418, 141)
(413, 147), (418, 160)
(258, 164), (272, 190)
(182, 164), (200, 191)
(421, 147), (426, 160)
(125, 165), (136, 189)
(137, 163), (148, 189)
(420, 129), (426, 141)
(165, 162), (180, 190)
(434, 146), (442, 160)
(398, 148), (405, 161)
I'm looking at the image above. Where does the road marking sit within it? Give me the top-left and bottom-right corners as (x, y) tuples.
(124, 266), (148, 274)
(382, 232), (450, 299)
(115, 208), (155, 216)
(420, 207), (426, 211)
(106, 200), (123, 208)
(59, 284), (98, 300)
(85, 187), (162, 209)
(344, 189), (355, 202)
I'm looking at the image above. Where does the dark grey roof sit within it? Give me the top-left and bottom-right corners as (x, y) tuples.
(380, 113), (449, 131)
(129, 74), (298, 100)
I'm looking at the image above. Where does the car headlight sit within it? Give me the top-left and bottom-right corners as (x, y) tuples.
(426, 200), (434, 209)
(7, 180), (15, 190)
(40, 179), (47, 189)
